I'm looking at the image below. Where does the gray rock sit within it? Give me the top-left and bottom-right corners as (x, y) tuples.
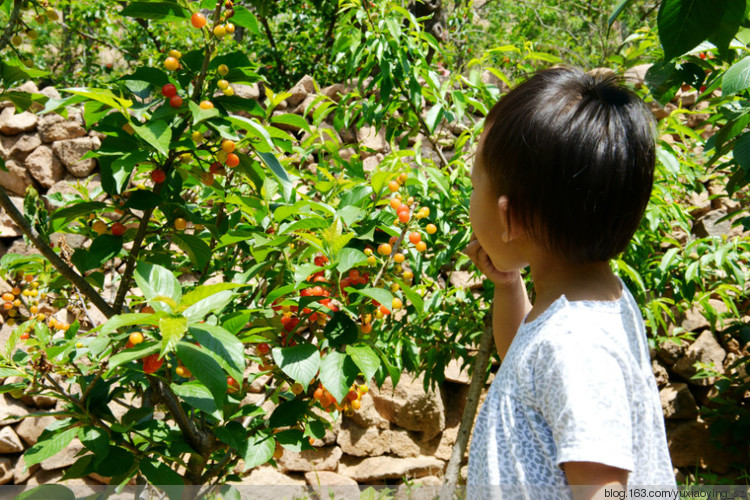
(233, 83), (260, 100)
(0, 159), (34, 196)
(672, 330), (726, 385)
(651, 359), (669, 387)
(0, 195), (24, 238)
(287, 75), (316, 107)
(667, 419), (737, 473)
(304, 470), (357, 486)
(356, 125), (387, 156)
(336, 419), (391, 457)
(322, 83), (347, 102)
(40, 437), (84, 470)
(0, 457), (12, 485)
(370, 372), (445, 440)
(624, 64), (652, 88)
(346, 392), (389, 430)
(12, 455), (40, 484)
(13, 81), (39, 94)
(0, 395), (30, 426)
(657, 337), (688, 365)
(660, 383), (699, 419)
(15, 415), (56, 445)
(693, 209), (731, 238)
(39, 87), (62, 101)
(339, 455), (444, 482)
(52, 137), (99, 177)
(38, 114), (86, 143)
(25, 145), (64, 188)
(1, 133), (41, 161)
(277, 445), (342, 473)
(0, 107), (38, 135)
(0, 425), (24, 453)
(6, 239), (39, 256)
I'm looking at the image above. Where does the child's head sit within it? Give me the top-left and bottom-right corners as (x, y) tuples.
(474, 66), (655, 264)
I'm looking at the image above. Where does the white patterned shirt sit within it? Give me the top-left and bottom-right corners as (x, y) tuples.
(467, 280), (675, 499)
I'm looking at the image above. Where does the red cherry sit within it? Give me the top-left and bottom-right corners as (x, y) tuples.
(258, 343), (270, 355)
(111, 222), (126, 236)
(162, 84), (177, 98)
(169, 95), (183, 108)
(151, 170), (166, 184)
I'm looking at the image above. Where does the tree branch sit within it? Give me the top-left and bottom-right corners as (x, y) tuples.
(0, 0), (24, 55)
(441, 317), (495, 496)
(112, 1), (225, 313)
(0, 187), (115, 318)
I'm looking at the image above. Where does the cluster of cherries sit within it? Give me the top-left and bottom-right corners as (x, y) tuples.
(1, 274), (70, 341)
(313, 382), (369, 415)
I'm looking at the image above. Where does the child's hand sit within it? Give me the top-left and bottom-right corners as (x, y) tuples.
(465, 235), (520, 287)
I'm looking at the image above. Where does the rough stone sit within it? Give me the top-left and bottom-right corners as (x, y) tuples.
(0, 457), (12, 485)
(52, 137), (99, 177)
(6, 239), (39, 256)
(0, 107), (38, 135)
(362, 153), (383, 173)
(336, 419), (390, 457)
(434, 425), (459, 461)
(660, 383), (700, 419)
(0, 425), (24, 453)
(304, 470), (358, 486)
(0, 195), (24, 238)
(625, 64), (653, 87)
(370, 372), (445, 440)
(287, 75), (316, 107)
(667, 419), (737, 473)
(12, 455), (40, 484)
(339, 456), (444, 482)
(21, 391), (57, 409)
(277, 445), (342, 473)
(45, 174), (104, 209)
(448, 271), (483, 290)
(480, 69), (509, 93)
(322, 83), (347, 102)
(1, 133), (41, 161)
(40, 437), (85, 470)
(293, 94), (318, 116)
(38, 114), (87, 143)
(239, 464), (307, 486)
(0, 394), (30, 426)
(657, 338), (688, 366)
(39, 86), (62, 101)
(673, 331), (726, 385)
(388, 428), (424, 458)
(15, 415), (57, 445)
(652, 359), (670, 387)
(0, 159), (34, 196)
(25, 145), (64, 188)
(13, 81), (39, 94)
(346, 392), (390, 431)
(232, 83), (260, 100)
(356, 125), (387, 155)
(693, 209), (732, 238)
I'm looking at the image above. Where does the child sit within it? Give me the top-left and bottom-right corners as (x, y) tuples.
(465, 67), (676, 499)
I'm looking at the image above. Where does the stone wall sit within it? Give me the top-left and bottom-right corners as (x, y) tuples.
(0, 72), (748, 486)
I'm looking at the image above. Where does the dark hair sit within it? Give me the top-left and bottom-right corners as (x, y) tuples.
(479, 66), (655, 263)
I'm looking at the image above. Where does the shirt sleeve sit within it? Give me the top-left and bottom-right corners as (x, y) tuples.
(532, 333), (635, 473)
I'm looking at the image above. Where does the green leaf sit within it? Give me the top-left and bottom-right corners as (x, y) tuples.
(98, 313), (161, 335)
(395, 279), (424, 314)
(723, 56), (750, 95)
(119, 2), (189, 21)
(733, 131), (750, 174)
(123, 190), (161, 211)
(323, 311), (359, 347)
(171, 233), (211, 270)
(132, 120), (172, 156)
(272, 344), (320, 389)
(50, 201), (106, 224)
(269, 399), (308, 427)
(14, 485), (75, 500)
(371, 171), (390, 195)
(134, 261), (182, 304)
(242, 433), (275, 470)
(276, 429), (309, 452)
(171, 381), (220, 419)
(182, 283), (245, 308)
(86, 234), (123, 271)
(231, 6), (261, 35)
(318, 351), (359, 403)
(140, 459), (184, 500)
(78, 427), (108, 457)
(425, 105), (443, 135)
(24, 426), (77, 467)
(61, 87), (132, 110)
(189, 100), (220, 125)
(107, 342), (160, 373)
(160, 316), (188, 356)
(257, 151), (293, 201)
(0, 367), (23, 377)
(215, 421), (248, 454)
(175, 342), (227, 411)
(657, 0), (728, 60)
(708, 0), (746, 59)
(352, 287), (394, 311)
(608, 0), (634, 27)
(336, 248), (367, 274)
(270, 113), (310, 133)
(346, 345), (380, 383)
(189, 324), (245, 383)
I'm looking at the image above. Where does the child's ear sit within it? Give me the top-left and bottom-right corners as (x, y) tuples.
(497, 195), (524, 242)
